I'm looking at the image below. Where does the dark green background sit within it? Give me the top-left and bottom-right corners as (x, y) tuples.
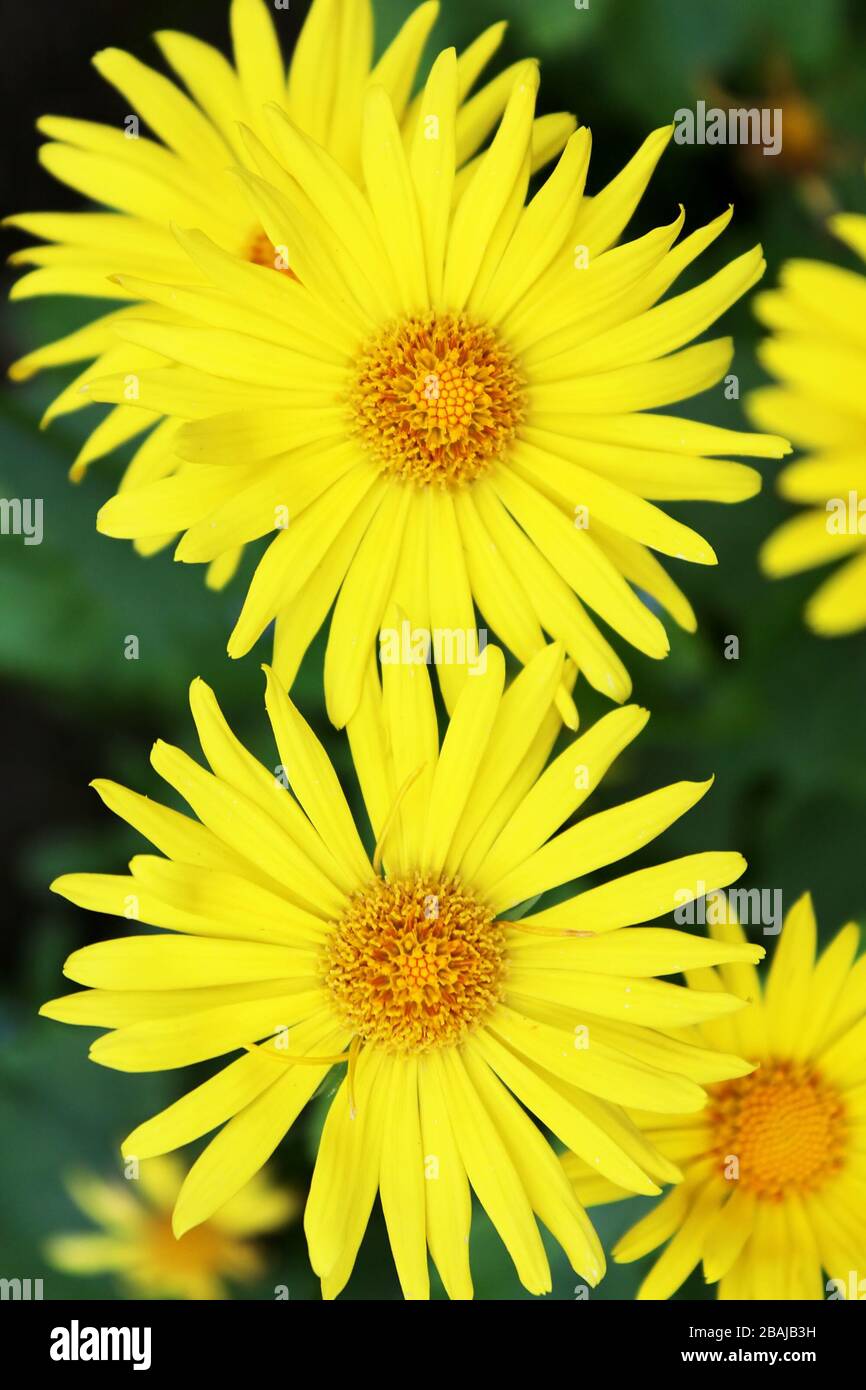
(1, 0), (865, 1300)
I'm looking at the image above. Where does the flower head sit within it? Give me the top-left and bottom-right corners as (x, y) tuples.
(7, 0), (571, 592)
(749, 186), (866, 635)
(564, 894), (866, 1299)
(45, 1155), (295, 1300)
(42, 644), (763, 1299)
(83, 59), (787, 726)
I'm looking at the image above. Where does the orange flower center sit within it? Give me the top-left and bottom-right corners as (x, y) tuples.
(708, 1061), (846, 1200)
(143, 1212), (256, 1281)
(350, 312), (525, 486)
(246, 229), (298, 280)
(324, 875), (505, 1052)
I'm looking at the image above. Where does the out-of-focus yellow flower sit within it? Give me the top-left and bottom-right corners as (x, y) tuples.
(749, 178), (866, 635)
(45, 1154), (297, 1299)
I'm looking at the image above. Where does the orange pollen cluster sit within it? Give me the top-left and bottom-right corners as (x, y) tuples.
(324, 875), (505, 1053)
(143, 1212), (252, 1279)
(707, 1061), (846, 1201)
(246, 229), (298, 280)
(350, 312), (525, 486)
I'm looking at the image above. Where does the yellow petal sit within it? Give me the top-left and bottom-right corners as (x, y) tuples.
(436, 1048), (551, 1295)
(520, 852), (748, 938)
(263, 665), (372, 884)
(492, 465), (670, 658)
(324, 484), (413, 728)
(443, 65), (538, 309)
(573, 125), (672, 257)
(419, 647), (504, 874)
(462, 1046), (604, 1284)
(418, 1051), (473, 1299)
(409, 47), (457, 307)
(474, 705), (648, 893)
(305, 1046), (386, 1288)
(379, 1055), (429, 1299)
(485, 779), (714, 913)
(230, 0), (286, 110)
(172, 1058), (329, 1236)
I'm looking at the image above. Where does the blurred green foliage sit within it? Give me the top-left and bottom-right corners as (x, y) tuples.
(2, 0), (866, 1302)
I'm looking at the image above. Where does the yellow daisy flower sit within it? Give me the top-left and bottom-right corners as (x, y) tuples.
(42, 643), (763, 1300)
(749, 189), (866, 634)
(564, 894), (866, 1300)
(7, 0), (572, 589)
(83, 62), (787, 726)
(46, 1155), (296, 1300)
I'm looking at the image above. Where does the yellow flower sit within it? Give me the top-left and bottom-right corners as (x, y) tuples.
(564, 894), (866, 1300)
(7, 0), (571, 590)
(749, 189), (866, 634)
(42, 644), (763, 1300)
(45, 1155), (296, 1300)
(83, 63), (787, 726)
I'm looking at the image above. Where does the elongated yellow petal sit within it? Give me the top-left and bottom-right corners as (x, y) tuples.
(229, 468), (382, 659)
(761, 509), (864, 578)
(362, 86), (428, 313)
(63, 935), (310, 992)
(492, 465), (670, 659)
(370, 1), (440, 123)
(90, 990), (328, 1072)
(424, 486), (477, 714)
(305, 1046), (386, 1287)
(483, 129), (590, 325)
(443, 64), (538, 309)
(122, 1050), (289, 1160)
(447, 643), (564, 874)
(418, 1051), (473, 1299)
(230, 0), (286, 110)
(436, 1048), (551, 1295)
(518, 852), (748, 938)
(264, 102), (399, 314)
(263, 665), (372, 883)
(379, 610), (440, 867)
(472, 481), (630, 704)
(419, 647), (504, 873)
(475, 705), (648, 893)
(379, 1055), (429, 1299)
(636, 1180), (723, 1299)
(702, 1188), (757, 1282)
(799, 923), (861, 1057)
(475, 1030), (665, 1195)
(807, 552), (866, 636)
(454, 486), (547, 668)
(507, 968), (748, 1029)
(90, 778), (237, 873)
(457, 681), (569, 881)
(46, 1234), (136, 1274)
(149, 739), (346, 916)
(409, 48), (457, 307)
(463, 1046), (604, 1284)
(172, 1057), (327, 1237)
(490, 1004), (707, 1112)
(324, 484), (413, 728)
(573, 125), (672, 257)
(485, 779), (713, 913)
(613, 1183), (692, 1261)
(286, 0), (346, 146)
(154, 28), (247, 158)
(514, 440), (719, 563)
(92, 48), (231, 167)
